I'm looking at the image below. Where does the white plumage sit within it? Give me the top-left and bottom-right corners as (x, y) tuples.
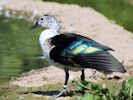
(39, 29), (58, 64)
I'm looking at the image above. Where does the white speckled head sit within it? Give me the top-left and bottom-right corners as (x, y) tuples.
(31, 14), (61, 32)
(30, 14), (61, 64)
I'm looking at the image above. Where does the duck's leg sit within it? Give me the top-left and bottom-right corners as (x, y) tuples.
(81, 69), (85, 81)
(80, 70), (85, 93)
(53, 69), (69, 98)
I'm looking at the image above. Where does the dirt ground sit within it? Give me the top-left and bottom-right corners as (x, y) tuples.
(0, 0), (133, 88)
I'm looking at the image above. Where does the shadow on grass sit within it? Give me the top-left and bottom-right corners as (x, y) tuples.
(32, 90), (62, 96)
(18, 90), (84, 97)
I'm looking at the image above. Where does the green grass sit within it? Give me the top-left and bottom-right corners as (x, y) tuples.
(0, 15), (48, 83)
(0, 82), (62, 100)
(0, 77), (133, 100)
(44, 0), (133, 32)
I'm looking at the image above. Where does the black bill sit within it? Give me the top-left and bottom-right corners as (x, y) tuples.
(29, 21), (40, 30)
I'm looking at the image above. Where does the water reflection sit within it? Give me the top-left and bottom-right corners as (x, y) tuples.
(0, 15), (48, 83)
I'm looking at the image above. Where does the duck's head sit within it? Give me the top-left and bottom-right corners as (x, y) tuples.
(30, 14), (61, 32)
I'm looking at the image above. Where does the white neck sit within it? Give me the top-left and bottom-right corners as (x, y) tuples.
(39, 29), (59, 64)
(39, 29), (59, 43)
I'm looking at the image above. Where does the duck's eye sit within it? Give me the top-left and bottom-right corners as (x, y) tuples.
(40, 18), (43, 20)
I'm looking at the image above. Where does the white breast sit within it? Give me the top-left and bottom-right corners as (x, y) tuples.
(39, 29), (84, 71)
(39, 29), (59, 64)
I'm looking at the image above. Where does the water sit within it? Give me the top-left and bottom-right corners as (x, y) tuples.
(0, 15), (48, 83)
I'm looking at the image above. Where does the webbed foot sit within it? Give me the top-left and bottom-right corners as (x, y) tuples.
(49, 85), (68, 99)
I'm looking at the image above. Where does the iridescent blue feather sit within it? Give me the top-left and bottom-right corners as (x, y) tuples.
(50, 33), (126, 73)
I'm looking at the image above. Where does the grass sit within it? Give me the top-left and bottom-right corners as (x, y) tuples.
(44, 0), (133, 32)
(0, 77), (133, 100)
(0, 82), (62, 100)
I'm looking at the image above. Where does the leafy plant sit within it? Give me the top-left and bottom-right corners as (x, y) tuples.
(117, 78), (133, 100)
(74, 77), (133, 100)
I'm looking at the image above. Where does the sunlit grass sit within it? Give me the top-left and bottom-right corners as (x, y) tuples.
(0, 77), (133, 100)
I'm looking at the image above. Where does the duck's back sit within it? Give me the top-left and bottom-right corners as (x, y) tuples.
(50, 33), (126, 73)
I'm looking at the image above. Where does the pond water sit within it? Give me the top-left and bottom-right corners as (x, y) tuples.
(0, 15), (48, 84)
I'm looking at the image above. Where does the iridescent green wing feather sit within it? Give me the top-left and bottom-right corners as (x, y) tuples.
(50, 33), (126, 73)
(67, 40), (102, 55)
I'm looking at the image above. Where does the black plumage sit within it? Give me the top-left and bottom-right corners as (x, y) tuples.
(50, 33), (126, 73)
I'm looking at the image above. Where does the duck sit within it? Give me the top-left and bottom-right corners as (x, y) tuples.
(30, 14), (126, 97)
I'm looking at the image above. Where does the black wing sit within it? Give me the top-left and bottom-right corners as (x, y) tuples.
(50, 33), (126, 73)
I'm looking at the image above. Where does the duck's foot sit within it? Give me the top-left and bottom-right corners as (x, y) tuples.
(49, 86), (68, 99)
(54, 88), (68, 98)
